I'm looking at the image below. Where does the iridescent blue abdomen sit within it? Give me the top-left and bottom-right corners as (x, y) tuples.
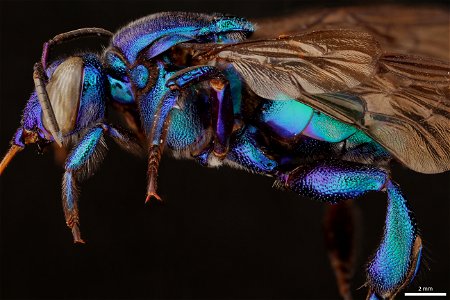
(258, 99), (357, 143)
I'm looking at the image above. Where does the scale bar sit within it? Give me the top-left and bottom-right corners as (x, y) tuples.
(405, 293), (446, 296)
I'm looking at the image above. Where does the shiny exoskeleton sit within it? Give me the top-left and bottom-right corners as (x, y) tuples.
(1, 12), (449, 300)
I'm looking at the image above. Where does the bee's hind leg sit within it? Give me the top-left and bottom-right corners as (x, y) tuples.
(277, 160), (422, 299)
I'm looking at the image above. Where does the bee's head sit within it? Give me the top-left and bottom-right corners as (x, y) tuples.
(0, 28), (113, 175)
(0, 58), (80, 174)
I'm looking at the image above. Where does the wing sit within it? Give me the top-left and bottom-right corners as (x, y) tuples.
(212, 29), (382, 97)
(196, 30), (450, 173)
(350, 55), (450, 174)
(250, 5), (450, 61)
(303, 55), (450, 173)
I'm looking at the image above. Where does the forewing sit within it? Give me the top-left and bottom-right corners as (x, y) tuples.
(285, 55), (450, 173)
(351, 55), (450, 173)
(45, 57), (83, 135)
(206, 35), (450, 173)
(214, 29), (382, 97)
(251, 5), (449, 60)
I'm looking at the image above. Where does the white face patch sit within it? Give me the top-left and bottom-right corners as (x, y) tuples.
(45, 57), (83, 135)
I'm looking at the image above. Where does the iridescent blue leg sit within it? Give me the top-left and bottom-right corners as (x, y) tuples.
(279, 161), (422, 299)
(226, 125), (277, 174)
(63, 126), (106, 243)
(367, 181), (422, 300)
(63, 124), (141, 243)
(105, 125), (144, 157)
(146, 90), (178, 202)
(210, 79), (233, 158)
(166, 65), (222, 89)
(167, 65), (234, 158)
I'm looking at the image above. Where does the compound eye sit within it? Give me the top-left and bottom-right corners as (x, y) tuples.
(103, 51), (135, 104)
(44, 56), (83, 135)
(104, 51), (127, 80)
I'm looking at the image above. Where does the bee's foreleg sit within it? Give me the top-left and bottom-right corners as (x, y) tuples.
(62, 124), (142, 242)
(102, 124), (144, 157)
(278, 161), (422, 299)
(63, 126), (107, 243)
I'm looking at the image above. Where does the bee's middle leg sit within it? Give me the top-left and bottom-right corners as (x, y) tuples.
(225, 125), (278, 173)
(167, 65), (234, 159)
